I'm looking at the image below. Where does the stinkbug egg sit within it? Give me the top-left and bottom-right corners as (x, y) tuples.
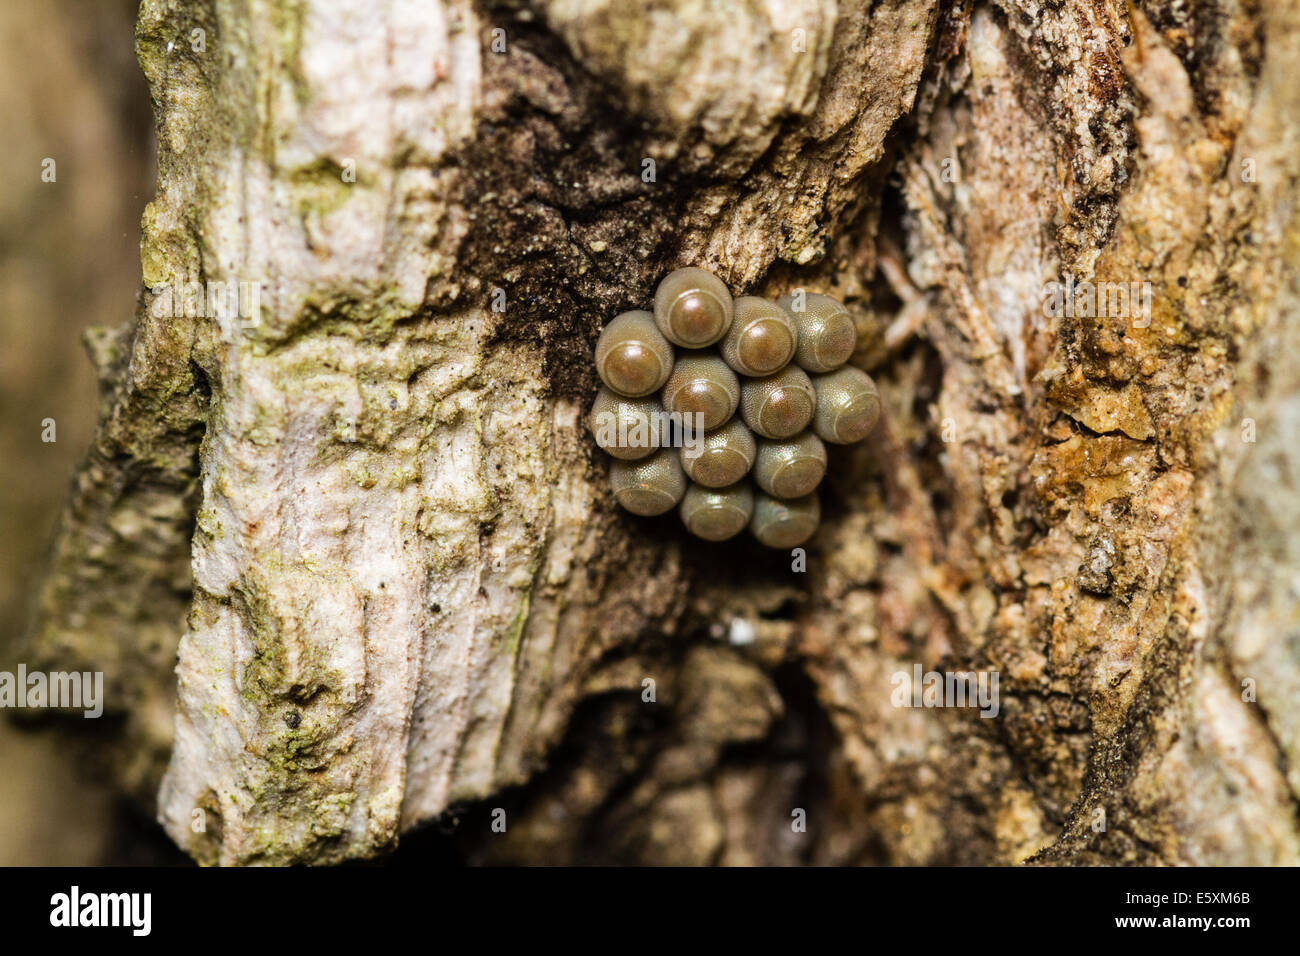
(661, 352), (741, 432)
(753, 431), (827, 499)
(680, 418), (756, 488)
(721, 296), (797, 377)
(654, 267), (734, 348)
(595, 309), (675, 397)
(750, 492), (821, 548)
(778, 292), (857, 374)
(609, 448), (687, 516)
(593, 267), (878, 549)
(679, 481), (754, 542)
(589, 387), (663, 461)
(739, 366), (816, 440)
(811, 366), (881, 444)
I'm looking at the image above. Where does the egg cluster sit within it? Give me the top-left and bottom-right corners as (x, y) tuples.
(590, 267), (879, 548)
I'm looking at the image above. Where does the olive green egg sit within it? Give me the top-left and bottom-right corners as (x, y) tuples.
(753, 431), (827, 499)
(609, 448), (687, 516)
(811, 366), (880, 444)
(777, 291), (857, 374)
(654, 267), (734, 348)
(721, 296), (797, 376)
(680, 417), (757, 488)
(739, 366), (816, 440)
(595, 309), (675, 398)
(750, 492), (820, 548)
(588, 386), (663, 461)
(661, 352), (741, 432)
(679, 481), (754, 542)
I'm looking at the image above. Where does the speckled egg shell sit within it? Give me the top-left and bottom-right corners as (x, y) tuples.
(595, 309), (675, 398)
(721, 296), (797, 377)
(739, 366), (816, 440)
(680, 418), (757, 488)
(680, 481), (754, 542)
(589, 387), (663, 461)
(654, 267), (734, 348)
(750, 491), (820, 548)
(610, 448), (687, 516)
(661, 352), (741, 432)
(753, 431), (827, 499)
(777, 292), (857, 374)
(811, 366), (880, 444)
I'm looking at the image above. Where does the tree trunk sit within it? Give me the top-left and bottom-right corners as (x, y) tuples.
(21, 0), (1300, 865)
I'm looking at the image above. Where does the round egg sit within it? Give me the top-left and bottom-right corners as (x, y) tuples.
(654, 267), (734, 348)
(753, 432), (827, 499)
(680, 481), (754, 542)
(750, 492), (821, 548)
(680, 418), (757, 488)
(609, 448), (687, 516)
(721, 296), (797, 377)
(777, 291), (857, 373)
(595, 309), (674, 397)
(589, 387), (663, 461)
(739, 366), (816, 440)
(811, 366), (880, 444)
(662, 352), (741, 432)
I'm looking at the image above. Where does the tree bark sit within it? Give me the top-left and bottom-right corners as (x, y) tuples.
(22, 0), (1300, 865)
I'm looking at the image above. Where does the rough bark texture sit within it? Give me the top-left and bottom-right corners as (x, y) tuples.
(20, 0), (1300, 865)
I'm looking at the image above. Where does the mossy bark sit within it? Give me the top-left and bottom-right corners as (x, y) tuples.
(22, 0), (1300, 864)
